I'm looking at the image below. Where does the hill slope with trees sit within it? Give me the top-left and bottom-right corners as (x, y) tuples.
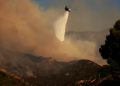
(0, 69), (30, 86)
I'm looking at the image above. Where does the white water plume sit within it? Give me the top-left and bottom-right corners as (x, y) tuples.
(53, 11), (69, 42)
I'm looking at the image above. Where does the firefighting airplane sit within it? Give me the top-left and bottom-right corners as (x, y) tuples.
(65, 5), (71, 12)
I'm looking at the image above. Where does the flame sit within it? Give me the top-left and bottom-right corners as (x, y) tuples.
(27, 72), (37, 78)
(27, 72), (33, 76)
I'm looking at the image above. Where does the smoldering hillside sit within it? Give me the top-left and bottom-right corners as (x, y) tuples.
(0, 0), (107, 65)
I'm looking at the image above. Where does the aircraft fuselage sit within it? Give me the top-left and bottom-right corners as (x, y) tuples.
(65, 6), (71, 12)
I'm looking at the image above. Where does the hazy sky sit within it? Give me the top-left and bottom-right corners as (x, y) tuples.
(33, 0), (120, 10)
(31, 0), (120, 32)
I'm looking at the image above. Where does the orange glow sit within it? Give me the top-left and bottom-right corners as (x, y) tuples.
(34, 76), (37, 78)
(99, 64), (102, 66)
(27, 72), (33, 76)
(36, 63), (39, 65)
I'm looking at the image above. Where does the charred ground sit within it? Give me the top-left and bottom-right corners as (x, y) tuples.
(0, 50), (101, 86)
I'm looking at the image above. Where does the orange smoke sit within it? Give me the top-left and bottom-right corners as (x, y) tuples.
(0, 0), (106, 64)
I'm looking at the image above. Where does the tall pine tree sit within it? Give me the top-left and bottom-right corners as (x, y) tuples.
(99, 20), (120, 81)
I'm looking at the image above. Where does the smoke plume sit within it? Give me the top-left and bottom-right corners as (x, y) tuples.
(0, 0), (106, 65)
(53, 11), (69, 42)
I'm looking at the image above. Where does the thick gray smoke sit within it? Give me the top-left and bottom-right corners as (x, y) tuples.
(53, 11), (69, 42)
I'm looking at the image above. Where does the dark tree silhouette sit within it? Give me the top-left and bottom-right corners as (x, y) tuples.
(99, 20), (120, 81)
(99, 20), (120, 64)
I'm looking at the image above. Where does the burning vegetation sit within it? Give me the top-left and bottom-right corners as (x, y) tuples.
(0, 50), (102, 86)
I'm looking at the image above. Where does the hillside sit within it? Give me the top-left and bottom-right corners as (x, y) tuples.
(0, 69), (30, 86)
(0, 50), (101, 86)
(0, 29), (111, 85)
